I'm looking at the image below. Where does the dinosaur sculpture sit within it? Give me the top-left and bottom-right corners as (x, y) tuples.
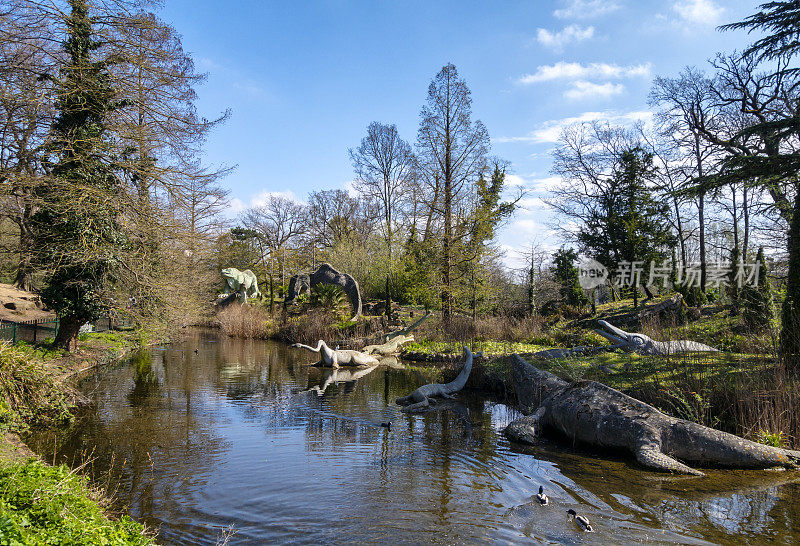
(286, 263), (362, 321)
(361, 334), (414, 356)
(595, 320), (718, 355)
(220, 268), (261, 302)
(505, 355), (800, 476)
(291, 340), (379, 367)
(396, 347), (481, 412)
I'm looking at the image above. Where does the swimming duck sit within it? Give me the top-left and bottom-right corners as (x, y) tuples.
(536, 485), (549, 506)
(567, 509), (594, 532)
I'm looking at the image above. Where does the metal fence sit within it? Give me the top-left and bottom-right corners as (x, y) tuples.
(0, 314), (130, 344)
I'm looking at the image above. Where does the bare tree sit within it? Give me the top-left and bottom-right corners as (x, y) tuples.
(650, 67), (723, 293)
(241, 195), (307, 286)
(349, 122), (414, 254)
(416, 63), (489, 321)
(307, 189), (373, 249)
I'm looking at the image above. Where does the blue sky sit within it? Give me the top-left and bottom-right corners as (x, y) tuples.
(158, 0), (757, 270)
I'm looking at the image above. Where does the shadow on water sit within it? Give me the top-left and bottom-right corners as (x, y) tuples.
(26, 330), (800, 545)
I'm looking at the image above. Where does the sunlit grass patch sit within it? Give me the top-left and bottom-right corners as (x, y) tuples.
(0, 459), (152, 545)
(404, 340), (550, 357)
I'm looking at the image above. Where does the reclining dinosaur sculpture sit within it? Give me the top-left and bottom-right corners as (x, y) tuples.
(286, 263), (362, 321)
(291, 340), (378, 367)
(505, 355), (800, 476)
(362, 334), (414, 356)
(595, 320), (718, 355)
(396, 347), (481, 412)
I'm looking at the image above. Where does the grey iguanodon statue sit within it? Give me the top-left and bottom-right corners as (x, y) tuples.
(221, 268), (261, 302)
(396, 347), (482, 412)
(286, 263), (362, 322)
(505, 355), (800, 476)
(595, 320), (719, 355)
(292, 340), (379, 367)
(362, 335), (414, 356)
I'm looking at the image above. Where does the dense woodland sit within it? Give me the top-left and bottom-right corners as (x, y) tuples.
(2, 0), (800, 368)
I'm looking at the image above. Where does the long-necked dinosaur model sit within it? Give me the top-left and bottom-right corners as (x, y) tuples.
(291, 340), (379, 367)
(396, 347), (482, 412)
(286, 263), (362, 321)
(505, 354), (800, 476)
(595, 320), (718, 355)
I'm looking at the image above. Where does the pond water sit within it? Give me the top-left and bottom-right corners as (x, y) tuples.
(28, 331), (800, 545)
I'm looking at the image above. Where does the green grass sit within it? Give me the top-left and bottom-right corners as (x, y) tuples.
(531, 351), (758, 391)
(0, 343), (73, 434)
(0, 459), (152, 545)
(404, 339), (550, 357)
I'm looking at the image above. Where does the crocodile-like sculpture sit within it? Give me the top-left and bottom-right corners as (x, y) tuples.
(362, 334), (414, 356)
(292, 340), (379, 367)
(221, 267), (261, 302)
(286, 263), (362, 321)
(596, 320), (718, 355)
(396, 347), (481, 412)
(505, 355), (800, 476)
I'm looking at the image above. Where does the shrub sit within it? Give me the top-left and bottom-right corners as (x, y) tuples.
(216, 304), (272, 339)
(0, 342), (74, 433)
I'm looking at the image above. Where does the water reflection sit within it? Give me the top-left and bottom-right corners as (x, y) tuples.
(25, 331), (800, 545)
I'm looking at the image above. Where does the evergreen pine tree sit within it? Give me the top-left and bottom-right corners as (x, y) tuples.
(742, 246), (775, 331)
(33, 0), (124, 350)
(552, 248), (588, 309)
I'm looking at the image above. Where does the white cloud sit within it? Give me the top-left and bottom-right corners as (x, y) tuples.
(495, 110), (653, 144)
(554, 0), (621, 19)
(517, 197), (549, 211)
(673, 0), (724, 25)
(536, 25), (594, 52)
(227, 197), (246, 215)
(342, 179), (360, 198)
(512, 218), (545, 233)
(528, 176), (562, 192)
(251, 189), (304, 207)
(504, 174), (527, 187)
(517, 62), (652, 84)
(564, 80), (625, 100)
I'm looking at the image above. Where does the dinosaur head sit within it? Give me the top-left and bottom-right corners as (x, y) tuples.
(221, 267), (242, 288)
(596, 320), (654, 352)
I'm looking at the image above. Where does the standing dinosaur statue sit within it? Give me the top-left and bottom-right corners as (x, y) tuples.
(396, 347), (481, 412)
(595, 320), (718, 355)
(220, 268), (261, 303)
(291, 340), (378, 367)
(285, 263), (362, 321)
(505, 354), (800, 476)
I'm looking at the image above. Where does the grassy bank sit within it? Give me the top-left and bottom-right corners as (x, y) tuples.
(0, 459), (151, 544)
(0, 333), (156, 545)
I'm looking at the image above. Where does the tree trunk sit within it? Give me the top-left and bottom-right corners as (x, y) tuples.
(781, 194), (800, 370)
(699, 192), (707, 293)
(743, 185), (750, 259)
(54, 316), (82, 352)
(441, 164), (452, 323)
